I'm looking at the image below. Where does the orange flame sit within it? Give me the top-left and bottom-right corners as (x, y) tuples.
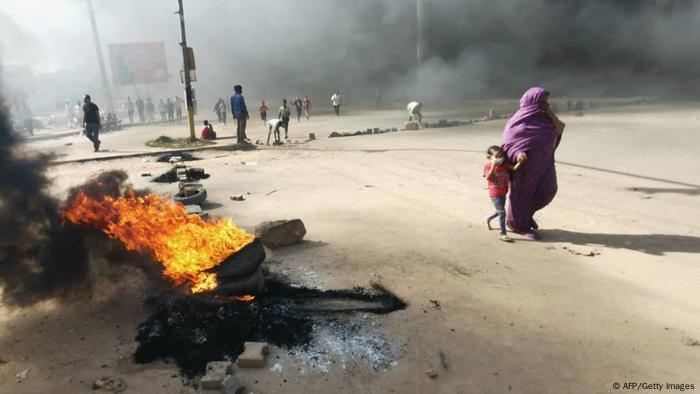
(233, 295), (256, 302)
(61, 189), (254, 293)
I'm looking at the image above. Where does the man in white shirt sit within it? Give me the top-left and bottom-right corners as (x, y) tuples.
(331, 91), (342, 116)
(407, 101), (423, 126)
(266, 118), (288, 145)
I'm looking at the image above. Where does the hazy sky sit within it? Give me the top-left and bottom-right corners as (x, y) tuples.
(2, 0), (700, 111)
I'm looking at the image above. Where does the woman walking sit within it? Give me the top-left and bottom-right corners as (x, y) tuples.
(501, 87), (565, 240)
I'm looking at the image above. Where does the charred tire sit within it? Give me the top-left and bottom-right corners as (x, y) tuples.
(174, 187), (207, 205)
(207, 238), (265, 280)
(186, 168), (206, 179)
(211, 268), (264, 296)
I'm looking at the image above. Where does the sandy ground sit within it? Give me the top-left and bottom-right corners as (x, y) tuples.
(2, 102), (699, 393)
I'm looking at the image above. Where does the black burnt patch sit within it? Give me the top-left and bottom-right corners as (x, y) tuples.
(133, 272), (406, 377)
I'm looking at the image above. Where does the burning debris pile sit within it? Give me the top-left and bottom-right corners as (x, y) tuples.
(61, 173), (260, 296)
(134, 272), (406, 378)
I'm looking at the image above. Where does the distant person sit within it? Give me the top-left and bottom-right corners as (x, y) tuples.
(135, 97), (145, 123)
(230, 85), (250, 143)
(278, 99), (291, 139)
(200, 120), (217, 140)
(259, 100), (268, 122)
(331, 91), (342, 116)
(158, 99), (167, 121)
(166, 98), (175, 123)
(303, 96), (312, 120)
(19, 102), (34, 136)
(146, 98), (155, 122)
(74, 101), (83, 127)
(65, 100), (73, 126)
(407, 101), (423, 126)
(214, 97), (227, 124)
(501, 87), (565, 240)
(483, 145), (523, 242)
(125, 96), (135, 123)
(82, 94), (101, 152)
(174, 96), (184, 121)
(266, 118), (287, 145)
(293, 96), (303, 122)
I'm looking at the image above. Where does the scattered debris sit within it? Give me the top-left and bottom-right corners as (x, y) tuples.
(140, 172), (151, 177)
(174, 184), (207, 205)
(254, 219), (307, 248)
(562, 246), (600, 257)
(429, 300), (441, 310)
(237, 342), (269, 368)
(265, 189), (278, 196)
(683, 335), (700, 346)
(308, 133), (316, 140)
(16, 368), (29, 382)
(404, 121), (420, 130)
(426, 369), (438, 378)
(230, 194), (246, 201)
(156, 152), (201, 162)
(91, 376), (127, 392)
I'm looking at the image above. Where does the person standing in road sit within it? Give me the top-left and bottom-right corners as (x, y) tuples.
(146, 98), (156, 122)
(82, 94), (101, 152)
(230, 85), (250, 143)
(259, 100), (268, 122)
(278, 98), (291, 140)
(125, 96), (135, 123)
(331, 91), (342, 116)
(135, 97), (145, 123)
(303, 96), (312, 120)
(166, 98), (175, 123)
(174, 96), (184, 121)
(158, 99), (167, 121)
(293, 96), (303, 122)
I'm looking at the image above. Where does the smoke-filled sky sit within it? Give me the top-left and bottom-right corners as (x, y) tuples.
(2, 0), (700, 110)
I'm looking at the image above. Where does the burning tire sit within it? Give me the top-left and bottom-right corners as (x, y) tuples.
(207, 239), (265, 280)
(208, 268), (265, 297)
(174, 187), (207, 205)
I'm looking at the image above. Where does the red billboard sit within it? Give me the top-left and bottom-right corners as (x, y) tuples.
(108, 42), (169, 85)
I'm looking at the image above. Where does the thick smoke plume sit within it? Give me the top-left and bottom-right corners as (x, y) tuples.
(0, 94), (91, 306)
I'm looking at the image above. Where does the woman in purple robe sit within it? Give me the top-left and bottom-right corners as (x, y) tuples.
(501, 87), (565, 240)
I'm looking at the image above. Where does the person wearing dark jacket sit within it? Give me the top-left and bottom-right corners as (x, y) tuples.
(82, 94), (101, 151)
(230, 85), (250, 143)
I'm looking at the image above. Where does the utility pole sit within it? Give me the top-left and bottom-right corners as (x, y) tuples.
(416, 0), (425, 66)
(177, 0), (196, 140)
(86, 0), (114, 113)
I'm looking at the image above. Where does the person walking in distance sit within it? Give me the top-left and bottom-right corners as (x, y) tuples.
(303, 96), (312, 120)
(146, 98), (155, 122)
(259, 100), (268, 122)
(82, 94), (101, 152)
(331, 91), (342, 116)
(230, 85), (250, 143)
(158, 99), (166, 121)
(278, 98), (291, 140)
(174, 96), (184, 121)
(135, 96), (145, 123)
(293, 96), (303, 122)
(125, 96), (134, 123)
(166, 98), (175, 123)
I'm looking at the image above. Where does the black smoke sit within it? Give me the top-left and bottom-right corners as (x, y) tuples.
(0, 94), (91, 306)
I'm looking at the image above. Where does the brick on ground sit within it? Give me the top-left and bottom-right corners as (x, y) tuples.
(200, 361), (230, 389)
(237, 341), (269, 368)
